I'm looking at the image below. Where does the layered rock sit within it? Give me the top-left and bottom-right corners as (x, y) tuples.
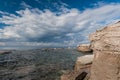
(77, 44), (92, 52)
(89, 22), (120, 80)
(61, 55), (93, 80)
(74, 55), (94, 71)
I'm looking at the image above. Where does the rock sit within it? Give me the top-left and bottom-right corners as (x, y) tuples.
(75, 72), (88, 80)
(61, 70), (78, 80)
(0, 50), (11, 55)
(61, 70), (90, 80)
(89, 21), (120, 80)
(61, 55), (93, 80)
(74, 55), (94, 71)
(83, 73), (90, 80)
(77, 44), (92, 52)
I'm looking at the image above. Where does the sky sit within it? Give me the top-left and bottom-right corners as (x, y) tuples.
(0, 0), (120, 49)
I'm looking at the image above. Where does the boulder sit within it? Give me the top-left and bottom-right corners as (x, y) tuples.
(89, 21), (120, 80)
(77, 44), (92, 52)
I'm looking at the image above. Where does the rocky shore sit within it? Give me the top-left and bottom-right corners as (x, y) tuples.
(61, 21), (120, 80)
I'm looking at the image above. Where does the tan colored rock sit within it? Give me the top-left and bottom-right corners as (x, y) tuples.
(89, 21), (120, 80)
(74, 55), (94, 71)
(77, 44), (92, 52)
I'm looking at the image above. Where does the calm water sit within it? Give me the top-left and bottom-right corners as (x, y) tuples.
(0, 48), (86, 80)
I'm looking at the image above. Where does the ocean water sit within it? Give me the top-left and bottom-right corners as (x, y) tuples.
(0, 48), (87, 80)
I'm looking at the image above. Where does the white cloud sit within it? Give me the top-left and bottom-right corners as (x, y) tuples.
(0, 3), (120, 49)
(20, 1), (32, 8)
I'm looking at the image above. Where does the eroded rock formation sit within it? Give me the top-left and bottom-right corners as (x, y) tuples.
(77, 44), (92, 52)
(89, 22), (120, 80)
(74, 55), (94, 71)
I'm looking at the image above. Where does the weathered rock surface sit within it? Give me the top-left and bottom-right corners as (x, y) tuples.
(74, 55), (94, 71)
(61, 55), (93, 80)
(77, 44), (92, 52)
(89, 22), (120, 80)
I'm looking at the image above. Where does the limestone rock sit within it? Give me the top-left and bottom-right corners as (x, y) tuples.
(89, 21), (120, 80)
(77, 44), (92, 52)
(74, 55), (94, 71)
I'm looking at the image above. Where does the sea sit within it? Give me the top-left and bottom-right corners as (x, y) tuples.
(0, 48), (89, 80)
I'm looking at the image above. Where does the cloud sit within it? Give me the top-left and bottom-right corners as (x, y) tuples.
(0, 3), (120, 49)
(20, 1), (32, 8)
